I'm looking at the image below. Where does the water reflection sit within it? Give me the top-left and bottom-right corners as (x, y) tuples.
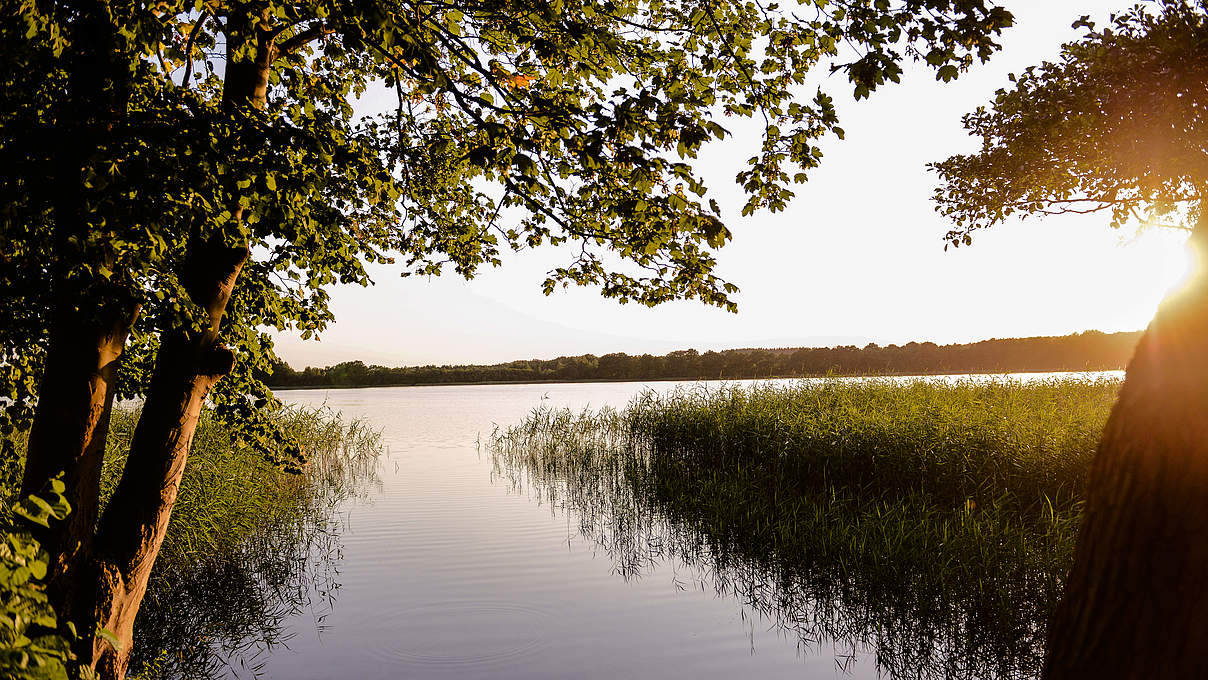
(491, 408), (1064, 680)
(130, 441), (381, 679)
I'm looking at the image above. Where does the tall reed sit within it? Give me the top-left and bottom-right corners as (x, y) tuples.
(1, 406), (382, 680)
(100, 406), (380, 567)
(492, 377), (1119, 679)
(123, 406), (382, 679)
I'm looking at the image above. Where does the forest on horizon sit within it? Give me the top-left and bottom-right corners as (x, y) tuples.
(268, 330), (1143, 388)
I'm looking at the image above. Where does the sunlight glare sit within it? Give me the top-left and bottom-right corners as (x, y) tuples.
(1160, 233), (1198, 295)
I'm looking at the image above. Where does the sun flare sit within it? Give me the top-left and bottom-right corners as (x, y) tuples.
(1156, 234), (1198, 294)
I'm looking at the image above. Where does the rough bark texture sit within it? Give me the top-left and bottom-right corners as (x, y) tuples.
(21, 305), (133, 628)
(78, 10), (271, 675)
(87, 239), (247, 678)
(1043, 222), (1208, 679)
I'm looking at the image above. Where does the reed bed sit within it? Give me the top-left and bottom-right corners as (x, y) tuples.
(100, 406), (381, 567)
(118, 407), (382, 679)
(2, 406), (381, 567)
(1, 406), (382, 679)
(629, 378), (1115, 512)
(492, 377), (1120, 679)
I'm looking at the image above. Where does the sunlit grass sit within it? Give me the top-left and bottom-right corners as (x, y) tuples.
(124, 407), (382, 679)
(100, 407), (381, 567)
(492, 377), (1119, 679)
(1, 406), (383, 679)
(2, 406), (381, 566)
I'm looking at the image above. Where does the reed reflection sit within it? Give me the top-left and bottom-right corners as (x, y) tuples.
(130, 431), (381, 680)
(492, 380), (1106, 680)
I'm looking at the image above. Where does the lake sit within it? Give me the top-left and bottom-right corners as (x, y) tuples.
(179, 372), (1121, 679)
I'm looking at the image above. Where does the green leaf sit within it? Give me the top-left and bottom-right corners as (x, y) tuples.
(95, 626), (122, 653)
(13, 496), (54, 528)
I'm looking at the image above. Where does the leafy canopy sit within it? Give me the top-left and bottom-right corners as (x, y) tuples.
(0, 0), (1011, 458)
(932, 1), (1208, 247)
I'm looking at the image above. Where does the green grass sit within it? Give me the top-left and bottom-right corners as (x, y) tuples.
(100, 407), (380, 568)
(1, 405), (382, 679)
(2, 406), (381, 568)
(492, 377), (1119, 680)
(126, 407), (381, 679)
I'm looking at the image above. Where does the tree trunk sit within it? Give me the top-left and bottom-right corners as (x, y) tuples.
(31, 15), (139, 646)
(84, 238), (247, 678)
(29, 22), (141, 665)
(1043, 220), (1208, 678)
(78, 13), (273, 674)
(21, 303), (134, 633)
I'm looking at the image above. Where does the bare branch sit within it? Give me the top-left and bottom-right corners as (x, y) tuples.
(181, 10), (209, 86)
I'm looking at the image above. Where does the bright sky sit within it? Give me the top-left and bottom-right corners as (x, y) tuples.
(273, 1), (1192, 370)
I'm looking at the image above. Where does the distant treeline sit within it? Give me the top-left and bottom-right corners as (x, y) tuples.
(267, 330), (1143, 389)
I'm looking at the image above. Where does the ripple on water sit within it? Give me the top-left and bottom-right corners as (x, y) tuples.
(362, 600), (552, 672)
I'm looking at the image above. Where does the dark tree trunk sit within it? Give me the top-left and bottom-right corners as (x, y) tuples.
(25, 0), (140, 656)
(21, 3), (276, 674)
(1043, 221), (1208, 678)
(84, 238), (247, 678)
(75, 10), (273, 674)
(21, 303), (134, 632)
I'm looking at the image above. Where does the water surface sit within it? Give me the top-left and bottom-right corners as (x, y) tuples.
(193, 372), (1118, 678)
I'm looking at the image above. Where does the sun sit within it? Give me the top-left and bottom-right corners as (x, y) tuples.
(1082, 227), (1196, 334)
(1153, 231), (1198, 295)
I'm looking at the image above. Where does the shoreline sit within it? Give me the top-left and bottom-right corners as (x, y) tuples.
(268, 367), (1125, 391)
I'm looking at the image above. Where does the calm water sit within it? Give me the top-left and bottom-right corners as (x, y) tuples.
(188, 372), (1119, 679)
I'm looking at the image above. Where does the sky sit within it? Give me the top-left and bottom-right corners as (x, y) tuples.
(273, 1), (1193, 370)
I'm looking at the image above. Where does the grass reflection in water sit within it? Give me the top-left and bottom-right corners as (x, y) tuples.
(125, 409), (382, 680)
(491, 378), (1117, 680)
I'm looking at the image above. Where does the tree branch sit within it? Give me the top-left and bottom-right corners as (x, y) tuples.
(181, 10), (209, 86)
(278, 22), (333, 54)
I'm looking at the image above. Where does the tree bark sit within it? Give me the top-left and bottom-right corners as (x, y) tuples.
(22, 0), (141, 655)
(1043, 219), (1208, 678)
(78, 9), (274, 675)
(223, 6), (276, 112)
(88, 239), (247, 678)
(21, 303), (134, 632)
